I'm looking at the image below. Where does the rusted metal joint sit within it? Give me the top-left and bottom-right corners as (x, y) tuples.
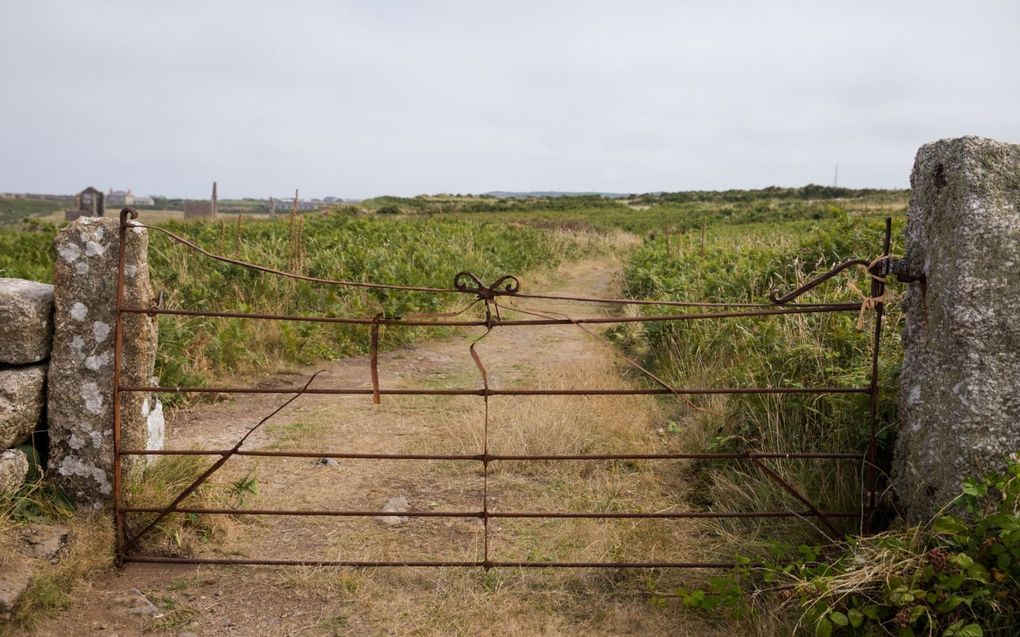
(146, 291), (164, 318)
(454, 271), (520, 301)
(770, 254), (927, 305)
(119, 207), (139, 226)
(888, 256), (926, 285)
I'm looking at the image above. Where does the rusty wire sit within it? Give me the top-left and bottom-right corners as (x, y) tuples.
(136, 219), (866, 309)
(113, 207), (892, 569)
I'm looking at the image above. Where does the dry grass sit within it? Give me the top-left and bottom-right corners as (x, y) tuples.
(485, 364), (661, 459)
(122, 455), (240, 556)
(33, 208), (191, 225)
(0, 512), (113, 635)
(0, 513), (20, 571)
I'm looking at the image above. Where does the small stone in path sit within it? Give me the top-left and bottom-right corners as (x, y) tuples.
(316, 457), (339, 467)
(379, 495), (410, 526)
(114, 588), (160, 617)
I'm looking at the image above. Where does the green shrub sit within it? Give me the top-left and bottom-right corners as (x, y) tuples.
(781, 455), (1020, 636)
(651, 455), (1020, 636)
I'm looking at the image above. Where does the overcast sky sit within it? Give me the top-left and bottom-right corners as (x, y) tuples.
(1, 1), (1018, 199)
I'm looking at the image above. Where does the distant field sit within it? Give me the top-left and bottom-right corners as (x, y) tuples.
(33, 207), (287, 225)
(0, 196), (71, 225)
(31, 208), (187, 225)
(357, 187), (909, 235)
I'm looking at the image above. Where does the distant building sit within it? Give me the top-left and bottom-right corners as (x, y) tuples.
(271, 196), (319, 211)
(106, 189), (131, 206)
(106, 188), (154, 207)
(65, 186), (105, 221)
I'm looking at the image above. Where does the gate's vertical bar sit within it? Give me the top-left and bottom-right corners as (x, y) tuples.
(112, 207), (136, 565)
(863, 217), (891, 534)
(482, 390), (490, 569)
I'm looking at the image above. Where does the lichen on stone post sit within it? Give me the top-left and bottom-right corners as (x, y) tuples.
(48, 216), (163, 507)
(894, 136), (1020, 522)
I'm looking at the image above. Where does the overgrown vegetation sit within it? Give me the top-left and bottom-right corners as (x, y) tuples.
(659, 456), (1020, 636)
(0, 196), (71, 226)
(0, 211), (593, 401)
(618, 210), (903, 541)
(360, 187), (907, 236)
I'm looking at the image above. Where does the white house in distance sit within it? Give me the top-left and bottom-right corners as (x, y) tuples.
(107, 188), (155, 207)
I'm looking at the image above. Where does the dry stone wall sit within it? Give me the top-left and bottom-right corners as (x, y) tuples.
(0, 278), (53, 364)
(0, 279), (52, 496)
(0, 215), (162, 507)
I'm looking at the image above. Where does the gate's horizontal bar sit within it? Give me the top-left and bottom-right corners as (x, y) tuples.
(118, 449), (865, 460)
(118, 385), (870, 396)
(124, 555), (743, 569)
(487, 561), (742, 569)
(126, 556), (485, 567)
(492, 510), (858, 519)
(123, 506), (856, 519)
(125, 506), (479, 517)
(490, 452), (865, 460)
(118, 303), (862, 325)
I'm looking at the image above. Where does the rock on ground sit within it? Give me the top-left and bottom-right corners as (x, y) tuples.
(0, 364), (46, 449)
(379, 495), (410, 525)
(0, 560), (33, 617)
(20, 523), (71, 560)
(0, 278), (54, 365)
(113, 588), (160, 617)
(894, 136), (1020, 521)
(0, 448), (30, 495)
(48, 217), (160, 507)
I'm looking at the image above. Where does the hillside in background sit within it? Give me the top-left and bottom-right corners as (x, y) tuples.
(0, 195), (72, 225)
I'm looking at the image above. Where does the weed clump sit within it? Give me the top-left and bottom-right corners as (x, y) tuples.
(659, 455), (1020, 636)
(123, 455), (239, 556)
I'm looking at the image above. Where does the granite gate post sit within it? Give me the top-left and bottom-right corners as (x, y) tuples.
(48, 212), (163, 507)
(893, 136), (1020, 522)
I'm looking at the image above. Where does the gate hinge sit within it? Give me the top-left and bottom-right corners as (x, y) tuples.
(888, 256), (925, 285)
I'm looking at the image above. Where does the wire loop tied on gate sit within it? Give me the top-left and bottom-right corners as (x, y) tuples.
(454, 271), (520, 300)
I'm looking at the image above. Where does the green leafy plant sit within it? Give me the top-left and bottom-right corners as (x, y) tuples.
(655, 455), (1020, 636)
(778, 456), (1020, 636)
(228, 469), (259, 507)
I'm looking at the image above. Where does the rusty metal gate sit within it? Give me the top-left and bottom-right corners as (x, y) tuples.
(111, 208), (892, 569)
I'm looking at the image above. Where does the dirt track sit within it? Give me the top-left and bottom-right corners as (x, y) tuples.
(30, 254), (726, 636)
